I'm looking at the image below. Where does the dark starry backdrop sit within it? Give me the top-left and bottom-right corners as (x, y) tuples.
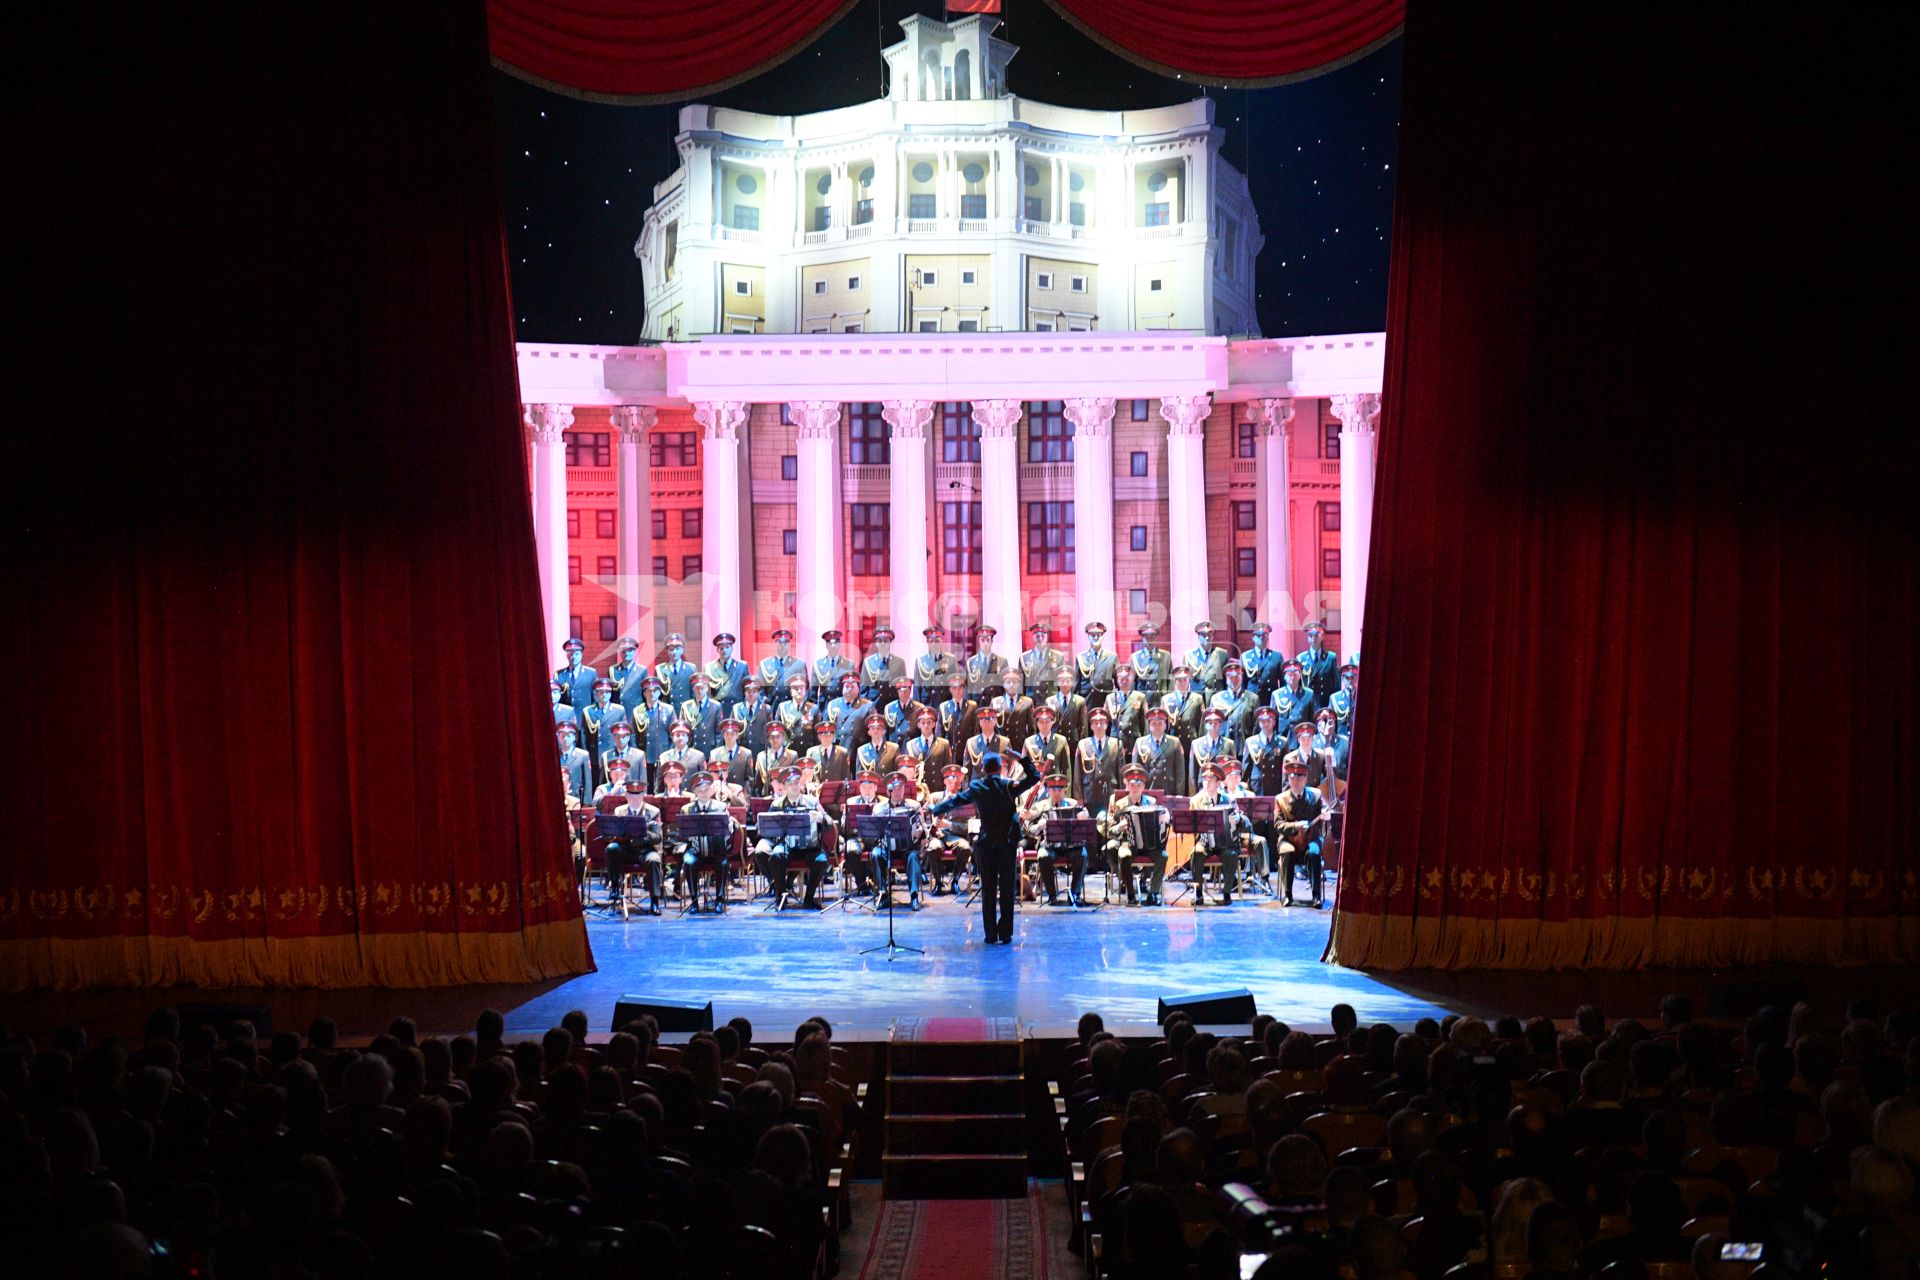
(496, 0), (1400, 344)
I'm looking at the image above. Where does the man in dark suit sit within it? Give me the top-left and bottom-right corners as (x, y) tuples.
(556, 636), (597, 712)
(1297, 620), (1341, 703)
(930, 748), (1041, 944)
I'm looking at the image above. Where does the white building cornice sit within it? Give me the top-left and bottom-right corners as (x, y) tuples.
(514, 331), (1383, 409)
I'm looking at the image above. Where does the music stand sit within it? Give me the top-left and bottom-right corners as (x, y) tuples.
(1169, 808), (1228, 907)
(1234, 795), (1279, 898)
(756, 810), (819, 910)
(854, 812), (921, 959)
(1044, 815), (1101, 909)
(676, 811), (733, 914)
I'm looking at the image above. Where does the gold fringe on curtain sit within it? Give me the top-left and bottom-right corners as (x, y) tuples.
(0, 918), (595, 992)
(1326, 911), (1920, 971)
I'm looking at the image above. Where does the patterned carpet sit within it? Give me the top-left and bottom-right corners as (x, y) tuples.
(855, 1183), (1053, 1280)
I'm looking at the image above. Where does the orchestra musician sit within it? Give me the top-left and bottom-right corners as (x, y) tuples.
(839, 772), (883, 898)
(924, 763), (973, 895)
(677, 770), (737, 912)
(758, 766), (828, 909)
(1190, 763), (1252, 906)
(1313, 707), (1351, 782)
(595, 759), (664, 915)
(1102, 764), (1167, 906)
(704, 755), (748, 808)
(1274, 758), (1329, 908)
(872, 772), (925, 910)
(1217, 758), (1274, 888)
(1023, 772), (1090, 906)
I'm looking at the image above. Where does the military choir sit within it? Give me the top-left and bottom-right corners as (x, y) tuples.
(562, 619), (1357, 915)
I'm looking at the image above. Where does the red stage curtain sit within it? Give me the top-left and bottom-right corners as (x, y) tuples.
(1043, 0), (1401, 85)
(1327, 4), (1916, 970)
(488, 0), (860, 102)
(486, 0), (1399, 99)
(5, 6), (592, 989)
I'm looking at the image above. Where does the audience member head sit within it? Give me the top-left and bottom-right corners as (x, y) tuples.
(1266, 1134), (1327, 1199)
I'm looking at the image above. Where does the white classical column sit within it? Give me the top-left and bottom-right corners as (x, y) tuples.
(1160, 395), (1213, 657)
(611, 405), (656, 648)
(1065, 396), (1117, 633)
(789, 401), (842, 661)
(693, 401), (748, 647)
(973, 399), (1025, 648)
(1332, 392), (1381, 662)
(1256, 397), (1295, 646)
(523, 403), (574, 664)
(883, 400), (935, 661)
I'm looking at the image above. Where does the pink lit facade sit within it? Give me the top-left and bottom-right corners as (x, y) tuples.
(520, 332), (1382, 671)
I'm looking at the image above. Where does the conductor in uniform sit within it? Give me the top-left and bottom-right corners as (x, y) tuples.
(930, 749), (1041, 945)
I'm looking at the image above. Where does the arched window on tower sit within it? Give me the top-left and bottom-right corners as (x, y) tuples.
(954, 50), (971, 100)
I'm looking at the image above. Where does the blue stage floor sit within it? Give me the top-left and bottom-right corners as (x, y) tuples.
(503, 883), (1451, 1038)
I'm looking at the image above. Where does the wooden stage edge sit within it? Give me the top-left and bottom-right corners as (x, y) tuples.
(6, 890), (1916, 1044)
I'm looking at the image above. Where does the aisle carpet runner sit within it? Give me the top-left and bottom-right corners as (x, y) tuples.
(856, 1185), (1049, 1280)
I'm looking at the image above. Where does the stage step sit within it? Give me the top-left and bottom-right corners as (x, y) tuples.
(888, 1073), (1024, 1114)
(881, 1153), (1029, 1199)
(882, 1021), (1030, 1199)
(885, 1112), (1026, 1155)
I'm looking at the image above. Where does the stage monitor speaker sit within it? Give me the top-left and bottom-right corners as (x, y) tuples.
(1707, 980), (1812, 1019)
(612, 995), (714, 1034)
(176, 1002), (274, 1040)
(1157, 989), (1256, 1026)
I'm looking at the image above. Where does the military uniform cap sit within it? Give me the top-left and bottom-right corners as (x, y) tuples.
(942, 764), (966, 779)
(593, 678), (616, 691)
(977, 624), (997, 637)
(1255, 705), (1279, 722)
(1203, 707), (1227, 723)
(713, 632), (736, 646)
(1121, 763), (1148, 781)
(610, 720), (633, 735)
(820, 629), (843, 642)
(857, 771), (881, 785)
(1282, 659), (1303, 673)
(665, 632), (686, 646)
(1223, 659), (1245, 674)
(1171, 664), (1194, 677)
(1282, 759), (1309, 775)
(563, 637), (586, 652)
(872, 625), (895, 641)
(865, 712), (886, 729)
(607, 758), (631, 773)
(616, 637), (638, 652)
(720, 717), (743, 732)
(1147, 705), (1170, 721)
(1044, 773), (1070, 787)
(771, 627), (794, 641)
(1084, 621), (1108, 635)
